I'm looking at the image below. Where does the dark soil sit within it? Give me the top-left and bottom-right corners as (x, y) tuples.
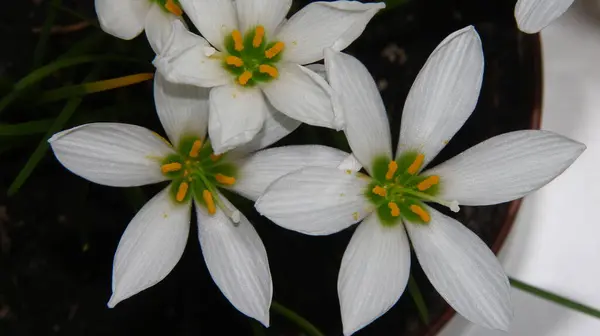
(0, 0), (539, 335)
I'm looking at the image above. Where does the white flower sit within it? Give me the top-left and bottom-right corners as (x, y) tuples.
(153, 0), (385, 154)
(255, 26), (585, 334)
(48, 72), (353, 326)
(514, 0), (573, 33)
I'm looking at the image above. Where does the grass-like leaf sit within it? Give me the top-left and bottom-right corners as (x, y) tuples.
(408, 274), (430, 324)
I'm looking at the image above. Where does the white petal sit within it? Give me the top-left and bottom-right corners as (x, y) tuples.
(405, 206), (512, 330)
(397, 26), (484, 168)
(49, 123), (174, 187)
(255, 167), (371, 235)
(276, 1), (385, 65)
(154, 21), (229, 88)
(195, 198), (272, 326)
(515, 0), (573, 34)
(338, 214), (410, 335)
(179, 0), (238, 51)
(145, 4), (180, 55)
(209, 85), (268, 155)
(108, 187), (191, 307)
(230, 145), (350, 201)
(262, 63), (338, 129)
(95, 0), (150, 40)
(325, 49), (392, 174)
(337, 154), (363, 172)
(236, 0), (292, 35)
(425, 130), (585, 206)
(154, 71), (209, 146)
(305, 63), (326, 79)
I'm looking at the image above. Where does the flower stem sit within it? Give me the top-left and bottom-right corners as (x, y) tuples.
(510, 277), (600, 318)
(271, 300), (325, 336)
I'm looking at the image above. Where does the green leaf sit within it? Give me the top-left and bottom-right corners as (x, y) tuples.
(384, 0), (411, 11)
(271, 301), (325, 336)
(408, 274), (430, 324)
(0, 119), (54, 136)
(249, 321), (266, 336)
(122, 187), (147, 213)
(54, 4), (100, 29)
(33, 0), (62, 68)
(58, 32), (106, 60)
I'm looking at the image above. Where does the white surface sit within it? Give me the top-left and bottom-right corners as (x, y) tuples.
(439, 0), (600, 335)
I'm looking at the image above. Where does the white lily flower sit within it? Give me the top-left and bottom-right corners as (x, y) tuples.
(48, 72), (353, 326)
(255, 26), (586, 335)
(514, 0), (573, 33)
(153, 0), (385, 154)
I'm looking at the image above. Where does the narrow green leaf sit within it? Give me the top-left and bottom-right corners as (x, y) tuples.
(271, 301), (325, 336)
(407, 274), (430, 324)
(123, 187), (147, 213)
(249, 321), (266, 336)
(58, 32), (106, 60)
(384, 0), (411, 11)
(54, 4), (100, 29)
(33, 0), (62, 68)
(0, 120), (54, 136)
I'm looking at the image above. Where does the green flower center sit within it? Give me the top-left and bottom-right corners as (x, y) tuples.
(153, 0), (183, 16)
(222, 25), (285, 87)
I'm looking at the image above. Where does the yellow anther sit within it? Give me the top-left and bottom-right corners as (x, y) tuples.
(215, 174), (236, 185)
(372, 185), (387, 197)
(226, 56), (244, 67)
(165, 0), (183, 16)
(385, 161), (398, 180)
(238, 71), (253, 85)
(410, 204), (430, 223)
(189, 140), (202, 158)
(232, 30), (244, 51)
(417, 175), (440, 191)
(203, 190), (216, 215)
(161, 162), (182, 174)
(210, 153), (222, 162)
(259, 64), (278, 78)
(407, 154), (424, 175)
(176, 182), (189, 202)
(388, 202), (400, 217)
(265, 42), (285, 59)
(253, 25), (265, 47)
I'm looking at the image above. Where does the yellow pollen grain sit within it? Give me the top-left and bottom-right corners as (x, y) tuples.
(165, 0), (183, 16)
(203, 190), (216, 215)
(265, 42), (285, 59)
(407, 153), (424, 175)
(232, 30), (244, 51)
(215, 174), (236, 185)
(385, 161), (398, 180)
(238, 71), (253, 85)
(210, 153), (222, 162)
(388, 202), (400, 217)
(225, 56), (244, 67)
(253, 25), (265, 47)
(189, 140), (202, 158)
(410, 204), (430, 222)
(372, 185), (387, 197)
(352, 212), (359, 221)
(417, 175), (440, 191)
(259, 64), (278, 78)
(161, 162), (182, 173)
(176, 182), (189, 202)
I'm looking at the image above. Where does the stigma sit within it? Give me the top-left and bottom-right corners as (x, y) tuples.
(164, 0), (183, 16)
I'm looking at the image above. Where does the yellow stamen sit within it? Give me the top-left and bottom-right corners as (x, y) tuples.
(410, 204), (430, 222)
(372, 185), (387, 197)
(176, 182), (189, 202)
(385, 161), (398, 180)
(189, 140), (202, 158)
(265, 42), (285, 59)
(161, 162), (182, 174)
(210, 153), (222, 162)
(238, 71), (253, 85)
(203, 190), (216, 215)
(417, 175), (440, 191)
(407, 154), (424, 175)
(232, 30), (244, 51)
(259, 64), (278, 78)
(225, 56), (244, 67)
(388, 202), (400, 217)
(165, 0), (183, 16)
(215, 174), (236, 185)
(253, 25), (265, 47)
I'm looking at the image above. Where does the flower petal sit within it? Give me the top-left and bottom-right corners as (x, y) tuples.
(262, 63), (338, 129)
(397, 26), (484, 168)
(154, 21), (229, 88)
(338, 214), (410, 336)
(195, 198), (272, 326)
(145, 3), (180, 55)
(515, 0), (574, 34)
(49, 123), (174, 187)
(230, 145), (350, 201)
(255, 167), (371, 235)
(337, 153), (363, 172)
(108, 187), (191, 307)
(95, 0), (150, 40)
(209, 85), (268, 155)
(154, 71), (209, 146)
(405, 206), (512, 330)
(425, 130), (585, 206)
(179, 0), (238, 51)
(236, 0), (292, 35)
(325, 49), (392, 174)
(276, 1), (385, 65)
